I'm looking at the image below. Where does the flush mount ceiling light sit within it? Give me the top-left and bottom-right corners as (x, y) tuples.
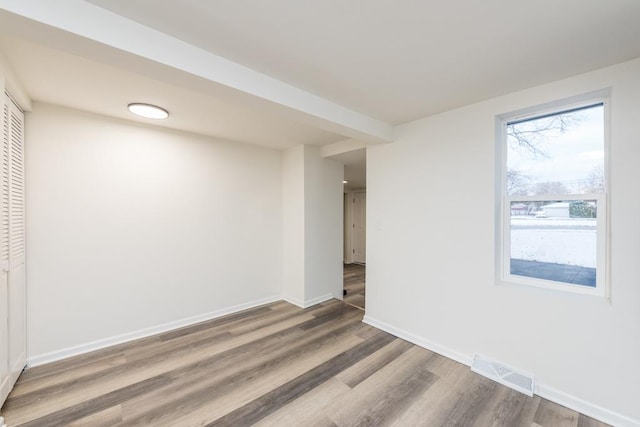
(127, 103), (169, 119)
(343, 180), (348, 184)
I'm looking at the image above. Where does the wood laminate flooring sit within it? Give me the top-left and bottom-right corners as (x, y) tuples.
(344, 263), (365, 310)
(0, 300), (608, 426)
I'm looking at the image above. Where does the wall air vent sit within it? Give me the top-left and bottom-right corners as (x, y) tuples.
(471, 354), (535, 396)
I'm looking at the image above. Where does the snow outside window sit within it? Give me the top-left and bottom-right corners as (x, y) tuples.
(497, 96), (608, 297)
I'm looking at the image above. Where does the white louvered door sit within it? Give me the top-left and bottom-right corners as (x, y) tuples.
(0, 93), (26, 407)
(0, 94), (10, 406)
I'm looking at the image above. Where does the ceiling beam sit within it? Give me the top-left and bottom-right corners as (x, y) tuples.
(320, 139), (366, 158)
(0, 0), (393, 143)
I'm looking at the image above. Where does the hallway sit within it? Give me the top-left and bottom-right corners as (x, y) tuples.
(343, 264), (365, 310)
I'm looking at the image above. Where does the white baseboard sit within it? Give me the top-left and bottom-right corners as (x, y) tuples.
(282, 295), (305, 308)
(305, 293), (335, 308)
(283, 293), (335, 309)
(536, 384), (640, 427)
(362, 314), (639, 427)
(27, 294), (282, 367)
(363, 314), (472, 366)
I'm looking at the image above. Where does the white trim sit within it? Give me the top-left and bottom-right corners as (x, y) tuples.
(283, 293), (335, 309)
(363, 314), (639, 426)
(305, 293), (335, 308)
(282, 295), (305, 308)
(27, 294), (282, 367)
(362, 315), (472, 366)
(496, 89), (611, 124)
(536, 384), (640, 427)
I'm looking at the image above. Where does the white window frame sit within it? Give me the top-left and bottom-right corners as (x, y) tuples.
(496, 91), (610, 298)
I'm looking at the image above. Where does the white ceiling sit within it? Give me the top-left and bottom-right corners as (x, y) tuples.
(0, 0), (639, 152)
(86, 0), (640, 124)
(0, 35), (344, 150)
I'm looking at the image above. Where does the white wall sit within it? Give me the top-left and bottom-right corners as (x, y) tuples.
(282, 145), (305, 304)
(304, 146), (343, 303)
(0, 52), (30, 112)
(26, 103), (283, 361)
(367, 58), (640, 425)
(282, 145), (343, 306)
(0, 59), (5, 96)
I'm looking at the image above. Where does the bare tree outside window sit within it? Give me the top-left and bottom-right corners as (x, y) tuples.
(530, 181), (570, 196)
(502, 101), (606, 293)
(585, 165), (605, 193)
(505, 105), (603, 196)
(506, 169), (531, 196)
(507, 112), (583, 159)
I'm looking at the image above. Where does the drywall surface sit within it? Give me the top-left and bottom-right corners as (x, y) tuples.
(0, 59), (5, 96)
(367, 58), (640, 423)
(282, 145), (343, 306)
(26, 103), (283, 360)
(0, 52), (30, 111)
(303, 146), (343, 303)
(282, 145), (305, 304)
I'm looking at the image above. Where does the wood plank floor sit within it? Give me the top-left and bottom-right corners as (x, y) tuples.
(0, 300), (608, 426)
(344, 263), (365, 310)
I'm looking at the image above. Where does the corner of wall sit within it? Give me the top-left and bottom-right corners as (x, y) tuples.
(282, 144), (343, 305)
(0, 51), (31, 111)
(283, 293), (334, 309)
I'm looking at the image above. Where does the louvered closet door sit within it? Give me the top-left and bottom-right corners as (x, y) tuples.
(0, 93), (26, 407)
(0, 94), (10, 406)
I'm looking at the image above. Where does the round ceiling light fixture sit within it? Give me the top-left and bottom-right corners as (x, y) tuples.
(343, 180), (348, 184)
(127, 103), (169, 119)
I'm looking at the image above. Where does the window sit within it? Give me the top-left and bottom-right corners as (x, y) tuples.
(497, 95), (608, 296)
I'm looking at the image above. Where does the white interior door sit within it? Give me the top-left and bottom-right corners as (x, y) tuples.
(352, 191), (366, 264)
(343, 193), (349, 262)
(0, 93), (26, 407)
(0, 95), (10, 406)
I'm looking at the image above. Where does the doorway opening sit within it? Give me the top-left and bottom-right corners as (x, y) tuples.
(343, 263), (365, 309)
(343, 189), (366, 309)
(329, 147), (366, 310)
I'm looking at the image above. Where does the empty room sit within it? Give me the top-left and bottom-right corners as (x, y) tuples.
(1, 1), (639, 426)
